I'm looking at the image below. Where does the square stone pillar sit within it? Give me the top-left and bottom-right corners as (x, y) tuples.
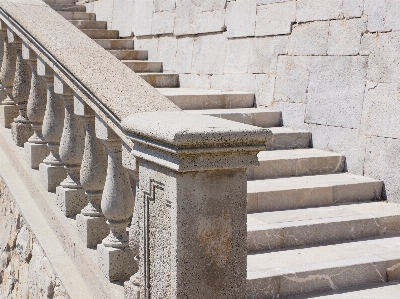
(121, 111), (271, 299)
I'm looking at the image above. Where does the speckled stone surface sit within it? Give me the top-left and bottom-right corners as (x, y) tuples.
(56, 186), (86, 217)
(76, 214), (109, 248)
(24, 142), (48, 169)
(0, 104), (18, 128)
(39, 163), (66, 192)
(97, 244), (135, 282)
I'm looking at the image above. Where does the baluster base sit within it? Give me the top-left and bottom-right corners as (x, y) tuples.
(39, 163), (66, 192)
(124, 280), (140, 299)
(77, 214), (109, 248)
(11, 122), (33, 147)
(0, 104), (18, 128)
(56, 186), (86, 217)
(97, 244), (135, 282)
(24, 142), (49, 169)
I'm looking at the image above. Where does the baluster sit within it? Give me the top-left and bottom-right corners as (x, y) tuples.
(53, 75), (86, 216)
(9, 31), (32, 147)
(22, 43), (49, 169)
(0, 27), (17, 128)
(37, 57), (66, 192)
(95, 116), (135, 281)
(75, 95), (109, 248)
(0, 21), (7, 101)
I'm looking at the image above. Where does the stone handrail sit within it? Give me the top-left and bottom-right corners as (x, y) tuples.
(0, 0), (272, 298)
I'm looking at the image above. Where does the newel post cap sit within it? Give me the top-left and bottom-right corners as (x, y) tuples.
(122, 111), (272, 172)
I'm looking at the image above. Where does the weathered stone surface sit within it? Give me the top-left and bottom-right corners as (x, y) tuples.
(224, 38), (252, 74)
(310, 125), (366, 175)
(24, 143), (49, 169)
(226, 0), (256, 38)
(16, 225), (32, 262)
(248, 36), (288, 73)
(56, 187), (86, 217)
(305, 56), (367, 128)
(174, 0), (225, 35)
(97, 244), (135, 281)
(274, 56), (311, 104)
(175, 37), (193, 73)
(111, 0), (134, 37)
(178, 74), (211, 89)
(134, 37), (159, 61)
(360, 32), (377, 55)
(210, 74), (275, 106)
(327, 18), (366, 55)
(39, 163), (67, 192)
(192, 34), (226, 75)
(271, 102), (308, 130)
(297, 0), (342, 22)
(131, 0), (153, 36)
(361, 82), (400, 139)
(255, 1), (296, 36)
(154, 0), (175, 12)
(157, 36), (177, 72)
(152, 10), (175, 35)
(343, 0), (364, 18)
(367, 31), (400, 83)
(364, 136), (400, 202)
(288, 21), (329, 55)
(365, 0), (400, 32)
(76, 214), (109, 248)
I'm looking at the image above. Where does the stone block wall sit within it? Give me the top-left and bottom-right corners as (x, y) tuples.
(0, 177), (69, 299)
(85, 0), (400, 202)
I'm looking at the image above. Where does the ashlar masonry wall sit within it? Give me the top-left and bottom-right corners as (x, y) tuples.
(84, 0), (400, 202)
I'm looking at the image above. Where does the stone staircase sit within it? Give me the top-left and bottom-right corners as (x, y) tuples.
(52, 2), (400, 298)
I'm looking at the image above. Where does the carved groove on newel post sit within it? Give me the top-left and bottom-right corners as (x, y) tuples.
(75, 96), (109, 248)
(95, 116), (135, 281)
(0, 25), (17, 128)
(37, 58), (66, 192)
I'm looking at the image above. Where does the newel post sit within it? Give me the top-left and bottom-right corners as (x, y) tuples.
(121, 112), (271, 299)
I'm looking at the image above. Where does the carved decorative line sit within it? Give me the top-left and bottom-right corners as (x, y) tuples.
(143, 179), (165, 299)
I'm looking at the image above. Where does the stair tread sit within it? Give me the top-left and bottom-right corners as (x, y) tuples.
(248, 173), (382, 193)
(290, 281), (400, 298)
(248, 201), (400, 232)
(185, 107), (277, 114)
(122, 60), (162, 63)
(269, 126), (310, 134)
(247, 234), (400, 280)
(257, 148), (343, 161)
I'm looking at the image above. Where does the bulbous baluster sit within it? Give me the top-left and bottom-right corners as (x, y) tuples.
(0, 27), (17, 128)
(54, 76), (86, 217)
(10, 35), (32, 146)
(75, 96), (109, 248)
(37, 57), (66, 192)
(95, 117), (135, 281)
(23, 43), (49, 169)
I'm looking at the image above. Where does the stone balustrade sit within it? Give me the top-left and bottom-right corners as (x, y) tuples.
(0, 0), (270, 297)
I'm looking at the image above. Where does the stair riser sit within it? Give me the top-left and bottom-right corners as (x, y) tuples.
(247, 156), (345, 180)
(247, 260), (398, 299)
(81, 30), (119, 39)
(57, 12), (96, 20)
(193, 111), (281, 128)
(247, 181), (383, 213)
(123, 61), (163, 73)
(50, 4), (86, 11)
(71, 21), (107, 29)
(167, 94), (255, 110)
(247, 215), (400, 253)
(109, 50), (148, 60)
(95, 39), (134, 50)
(265, 132), (311, 150)
(139, 74), (179, 88)
(44, 0), (75, 4)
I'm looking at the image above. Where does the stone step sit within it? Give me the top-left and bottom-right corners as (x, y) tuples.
(266, 127), (311, 150)
(247, 149), (345, 180)
(94, 39), (133, 50)
(247, 235), (400, 299)
(290, 281), (400, 299)
(157, 88), (255, 110)
(247, 173), (383, 213)
(49, 4), (86, 11)
(138, 73), (179, 88)
(185, 108), (281, 128)
(81, 29), (119, 39)
(70, 20), (107, 29)
(247, 201), (400, 253)
(57, 11), (96, 21)
(44, 0), (75, 4)
(109, 50), (147, 60)
(122, 60), (163, 73)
